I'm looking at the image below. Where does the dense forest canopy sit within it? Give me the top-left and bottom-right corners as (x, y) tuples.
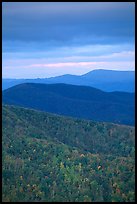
(2, 105), (135, 202)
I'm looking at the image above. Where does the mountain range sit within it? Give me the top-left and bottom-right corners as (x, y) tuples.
(2, 83), (135, 126)
(2, 69), (135, 92)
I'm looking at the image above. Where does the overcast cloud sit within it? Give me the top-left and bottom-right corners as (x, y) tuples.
(2, 2), (135, 78)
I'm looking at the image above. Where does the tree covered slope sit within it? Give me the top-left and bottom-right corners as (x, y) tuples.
(2, 83), (135, 126)
(2, 105), (135, 202)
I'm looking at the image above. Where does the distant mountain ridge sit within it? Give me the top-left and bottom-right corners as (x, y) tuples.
(2, 69), (135, 92)
(2, 83), (135, 126)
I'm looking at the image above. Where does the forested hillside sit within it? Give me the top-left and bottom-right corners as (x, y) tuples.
(2, 83), (135, 126)
(2, 105), (135, 202)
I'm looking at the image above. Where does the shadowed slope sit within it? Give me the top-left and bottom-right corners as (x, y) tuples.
(3, 83), (135, 125)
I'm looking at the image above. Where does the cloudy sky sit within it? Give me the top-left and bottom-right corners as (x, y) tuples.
(2, 2), (135, 78)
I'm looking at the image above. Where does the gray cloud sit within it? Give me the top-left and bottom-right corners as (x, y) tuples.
(2, 2), (135, 78)
(2, 2), (135, 46)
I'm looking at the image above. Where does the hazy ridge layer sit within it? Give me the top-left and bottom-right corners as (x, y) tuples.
(2, 69), (135, 92)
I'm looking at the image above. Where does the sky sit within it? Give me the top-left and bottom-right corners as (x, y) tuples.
(2, 2), (135, 78)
